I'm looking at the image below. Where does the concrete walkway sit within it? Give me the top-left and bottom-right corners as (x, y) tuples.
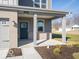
(6, 48), (42, 59)
(38, 39), (66, 46)
(22, 48), (42, 59)
(0, 49), (9, 59)
(19, 39), (65, 48)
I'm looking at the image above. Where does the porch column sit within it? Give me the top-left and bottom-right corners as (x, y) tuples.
(62, 17), (66, 42)
(33, 14), (37, 45)
(49, 20), (52, 40)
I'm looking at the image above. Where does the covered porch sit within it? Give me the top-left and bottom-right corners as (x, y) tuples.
(17, 7), (68, 47)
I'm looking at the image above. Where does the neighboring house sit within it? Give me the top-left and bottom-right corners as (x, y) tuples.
(72, 25), (79, 30)
(0, 0), (68, 48)
(59, 27), (71, 32)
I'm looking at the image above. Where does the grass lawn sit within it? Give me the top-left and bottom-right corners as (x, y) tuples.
(52, 33), (79, 41)
(52, 32), (79, 45)
(66, 34), (79, 41)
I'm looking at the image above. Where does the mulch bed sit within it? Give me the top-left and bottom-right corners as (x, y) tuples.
(35, 46), (79, 59)
(6, 48), (22, 57)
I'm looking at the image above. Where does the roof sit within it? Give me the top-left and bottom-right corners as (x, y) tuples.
(0, 5), (68, 15)
(72, 25), (79, 27)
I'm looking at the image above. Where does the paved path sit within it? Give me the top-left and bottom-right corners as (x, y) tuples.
(2, 48), (42, 59)
(22, 48), (42, 59)
(0, 49), (9, 59)
(39, 39), (66, 46)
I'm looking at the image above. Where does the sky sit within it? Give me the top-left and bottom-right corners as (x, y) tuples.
(52, 0), (79, 15)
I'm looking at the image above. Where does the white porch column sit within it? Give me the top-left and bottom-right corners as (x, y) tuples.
(33, 14), (37, 45)
(62, 17), (66, 42)
(49, 20), (52, 40)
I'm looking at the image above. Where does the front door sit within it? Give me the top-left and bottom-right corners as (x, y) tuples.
(20, 22), (28, 39)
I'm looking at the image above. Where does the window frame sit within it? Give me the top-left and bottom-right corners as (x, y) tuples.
(37, 19), (45, 32)
(33, 0), (47, 9)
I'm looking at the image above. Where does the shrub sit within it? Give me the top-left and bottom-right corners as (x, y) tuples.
(53, 47), (61, 56)
(73, 52), (79, 59)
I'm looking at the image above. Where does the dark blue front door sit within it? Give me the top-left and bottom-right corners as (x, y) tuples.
(20, 22), (28, 39)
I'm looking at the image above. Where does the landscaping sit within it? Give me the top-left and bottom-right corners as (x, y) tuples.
(52, 31), (79, 45)
(35, 45), (79, 59)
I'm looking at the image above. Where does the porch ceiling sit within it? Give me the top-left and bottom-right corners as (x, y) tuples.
(0, 5), (68, 19)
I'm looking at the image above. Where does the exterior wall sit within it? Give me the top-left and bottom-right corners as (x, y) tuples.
(0, 10), (18, 48)
(0, 0), (52, 9)
(48, 0), (52, 9)
(18, 18), (51, 41)
(0, 0), (18, 6)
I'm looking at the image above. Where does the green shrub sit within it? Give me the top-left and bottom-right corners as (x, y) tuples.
(53, 47), (61, 56)
(73, 52), (79, 59)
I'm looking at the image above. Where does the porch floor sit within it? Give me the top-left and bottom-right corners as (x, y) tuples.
(19, 39), (65, 48)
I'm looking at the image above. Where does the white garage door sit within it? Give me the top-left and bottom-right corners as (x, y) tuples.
(0, 18), (9, 49)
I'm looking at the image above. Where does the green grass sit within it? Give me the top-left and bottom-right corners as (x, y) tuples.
(67, 34), (79, 41)
(52, 33), (79, 41)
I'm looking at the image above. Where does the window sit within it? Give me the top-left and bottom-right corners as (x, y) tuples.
(35, 0), (40, 3)
(0, 18), (9, 25)
(21, 23), (27, 28)
(41, 0), (46, 8)
(42, 0), (46, 3)
(42, 4), (46, 8)
(33, 0), (47, 8)
(37, 20), (44, 32)
(3, 0), (9, 5)
(34, 3), (40, 8)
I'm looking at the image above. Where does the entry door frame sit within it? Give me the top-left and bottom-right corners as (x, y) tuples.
(20, 21), (29, 40)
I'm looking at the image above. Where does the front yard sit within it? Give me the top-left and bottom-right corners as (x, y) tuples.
(35, 31), (79, 59)
(52, 32), (79, 42)
(35, 45), (79, 59)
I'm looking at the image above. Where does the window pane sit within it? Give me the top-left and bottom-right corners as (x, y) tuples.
(42, 5), (46, 8)
(42, 0), (46, 3)
(35, 0), (40, 2)
(37, 20), (44, 32)
(21, 23), (27, 28)
(34, 3), (40, 8)
(3, 0), (8, 5)
(38, 27), (43, 32)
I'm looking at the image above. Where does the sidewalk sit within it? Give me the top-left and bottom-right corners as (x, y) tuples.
(38, 39), (66, 46)
(22, 47), (42, 59)
(0, 49), (9, 59)
(3, 48), (42, 59)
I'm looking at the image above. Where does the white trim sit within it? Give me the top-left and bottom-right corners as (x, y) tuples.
(46, 0), (48, 9)
(40, 0), (42, 8)
(33, 14), (37, 45)
(37, 19), (45, 32)
(33, 0), (47, 9)
(62, 17), (66, 42)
